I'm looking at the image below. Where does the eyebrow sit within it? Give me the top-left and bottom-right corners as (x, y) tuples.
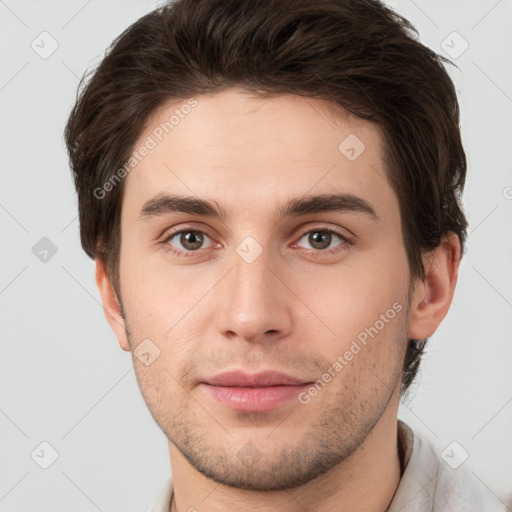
(139, 192), (379, 222)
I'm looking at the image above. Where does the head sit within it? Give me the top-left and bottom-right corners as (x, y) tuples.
(65, 0), (467, 491)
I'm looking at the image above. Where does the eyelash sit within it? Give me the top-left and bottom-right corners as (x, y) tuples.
(160, 226), (354, 258)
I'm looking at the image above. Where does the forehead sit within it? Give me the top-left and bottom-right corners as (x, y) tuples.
(122, 88), (396, 222)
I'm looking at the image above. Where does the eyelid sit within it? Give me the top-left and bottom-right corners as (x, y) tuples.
(294, 223), (355, 243)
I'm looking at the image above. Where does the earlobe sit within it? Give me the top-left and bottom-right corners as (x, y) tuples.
(95, 257), (131, 352)
(407, 232), (461, 340)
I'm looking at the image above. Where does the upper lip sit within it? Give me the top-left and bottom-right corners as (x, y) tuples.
(202, 370), (309, 387)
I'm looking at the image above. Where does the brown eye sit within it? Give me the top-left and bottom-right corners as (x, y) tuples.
(308, 231), (332, 250)
(165, 230), (212, 253)
(297, 229), (347, 251)
(180, 231), (204, 250)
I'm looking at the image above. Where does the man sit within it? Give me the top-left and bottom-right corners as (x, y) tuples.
(64, 0), (507, 510)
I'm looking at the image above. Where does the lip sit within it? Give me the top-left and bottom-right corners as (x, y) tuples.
(202, 370), (308, 387)
(200, 371), (311, 412)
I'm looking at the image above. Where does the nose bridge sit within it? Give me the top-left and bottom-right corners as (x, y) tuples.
(215, 239), (292, 342)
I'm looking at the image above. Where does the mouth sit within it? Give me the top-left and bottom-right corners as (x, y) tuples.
(200, 370), (312, 412)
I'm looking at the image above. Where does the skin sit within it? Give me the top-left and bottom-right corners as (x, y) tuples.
(96, 88), (461, 512)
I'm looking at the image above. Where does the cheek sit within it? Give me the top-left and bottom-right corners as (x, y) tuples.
(120, 252), (210, 374)
(119, 248), (184, 330)
(302, 256), (409, 346)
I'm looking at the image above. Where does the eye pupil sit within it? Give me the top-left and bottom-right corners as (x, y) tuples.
(181, 231), (203, 250)
(309, 231), (331, 249)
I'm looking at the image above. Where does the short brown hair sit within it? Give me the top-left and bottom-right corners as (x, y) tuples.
(64, 0), (468, 395)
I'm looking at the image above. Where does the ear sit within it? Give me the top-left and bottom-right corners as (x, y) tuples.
(408, 232), (461, 340)
(95, 257), (130, 352)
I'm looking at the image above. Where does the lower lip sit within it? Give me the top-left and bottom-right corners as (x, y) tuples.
(201, 383), (310, 412)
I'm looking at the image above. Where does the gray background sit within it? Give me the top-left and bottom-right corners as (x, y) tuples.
(1, 0), (511, 510)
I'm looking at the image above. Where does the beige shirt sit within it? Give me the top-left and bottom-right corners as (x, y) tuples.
(151, 420), (510, 511)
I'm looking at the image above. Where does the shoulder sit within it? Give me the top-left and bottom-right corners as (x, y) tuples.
(149, 475), (174, 512)
(388, 420), (510, 512)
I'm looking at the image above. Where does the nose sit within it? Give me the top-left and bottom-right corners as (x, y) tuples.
(215, 246), (293, 345)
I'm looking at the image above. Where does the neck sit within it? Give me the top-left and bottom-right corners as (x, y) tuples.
(168, 403), (402, 512)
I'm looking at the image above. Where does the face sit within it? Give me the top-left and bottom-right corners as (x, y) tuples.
(112, 88), (413, 490)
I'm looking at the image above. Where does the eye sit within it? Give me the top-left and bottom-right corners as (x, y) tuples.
(163, 229), (214, 255)
(161, 226), (353, 258)
(294, 228), (352, 253)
